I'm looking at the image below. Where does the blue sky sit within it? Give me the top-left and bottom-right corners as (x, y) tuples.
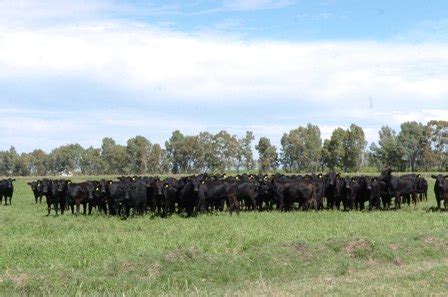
(0, 0), (447, 152)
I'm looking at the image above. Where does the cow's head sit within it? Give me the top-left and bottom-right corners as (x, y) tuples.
(431, 174), (447, 189)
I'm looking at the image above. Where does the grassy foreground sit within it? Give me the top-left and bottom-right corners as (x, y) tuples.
(0, 179), (447, 296)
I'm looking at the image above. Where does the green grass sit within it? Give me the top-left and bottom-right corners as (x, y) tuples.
(0, 178), (447, 296)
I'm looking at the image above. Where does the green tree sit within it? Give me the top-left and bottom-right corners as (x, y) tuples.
(81, 147), (102, 175)
(235, 131), (255, 172)
(148, 143), (165, 174)
(426, 120), (448, 171)
(342, 124), (367, 172)
(14, 153), (31, 176)
(322, 128), (346, 171)
(256, 137), (278, 173)
(29, 149), (48, 176)
(165, 130), (186, 174)
(398, 122), (426, 171)
(0, 146), (19, 176)
(369, 126), (405, 171)
(100, 137), (127, 174)
(126, 136), (152, 174)
(48, 144), (84, 175)
(213, 130), (238, 172)
(280, 124), (322, 172)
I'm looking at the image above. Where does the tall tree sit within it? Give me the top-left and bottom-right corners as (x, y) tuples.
(100, 137), (127, 174)
(0, 146), (19, 176)
(126, 136), (152, 174)
(342, 124), (367, 172)
(369, 126), (405, 171)
(398, 122), (425, 171)
(81, 147), (102, 175)
(280, 124), (322, 172)
(256, 137), (278, 172)
(29, 149), (48, 176)
(213, 130), (238, 172)
(48, 144), (84, 174)
(148, 143), (165, 174)
(426, 120), (448, 171)
(235, 131), (255, 172)
(165, 130), (186, 174)
(322, 128), (346, 171)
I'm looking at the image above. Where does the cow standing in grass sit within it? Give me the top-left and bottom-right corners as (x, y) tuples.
(28, 180), (43, 204)
(0, 178), (15, 205)
(380, 169), (418, 209)
(431, 174), (448, 210)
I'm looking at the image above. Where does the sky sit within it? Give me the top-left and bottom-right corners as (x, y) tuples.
(0, 0), (447, 153)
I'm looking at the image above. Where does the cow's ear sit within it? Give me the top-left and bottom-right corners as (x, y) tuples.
(431, 175), (437, 179)
(109, 180), (113, 184)
(444, 176), (448, 179)
(27, 182), (32, 185)
(318, 174), (322, 179)
(417, 174), (421, 178)
(336, 173), (340, 178)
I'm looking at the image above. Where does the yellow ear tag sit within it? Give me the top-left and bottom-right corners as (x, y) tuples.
(236, 176), (239, 180)
(165, 184), (169, 188)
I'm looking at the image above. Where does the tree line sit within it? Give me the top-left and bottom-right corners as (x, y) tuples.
(0, 120), (446, 176)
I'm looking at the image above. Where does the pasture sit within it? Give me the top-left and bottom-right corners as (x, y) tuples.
(1, 177), (447, 296)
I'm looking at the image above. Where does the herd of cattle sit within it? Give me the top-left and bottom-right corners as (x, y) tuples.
(18, 169), (447, 218)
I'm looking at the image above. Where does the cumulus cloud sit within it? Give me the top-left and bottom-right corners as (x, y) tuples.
(0, 2), (447, 152)
(1, 22), (448, 106)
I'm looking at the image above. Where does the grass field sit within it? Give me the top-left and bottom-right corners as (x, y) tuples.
(1, 177), (447, 295)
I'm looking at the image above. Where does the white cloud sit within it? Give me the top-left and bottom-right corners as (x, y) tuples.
(0, 7), (447, 152)
(1, 22), (448, 107)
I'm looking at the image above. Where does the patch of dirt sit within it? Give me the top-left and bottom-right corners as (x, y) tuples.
(388, 244), (399, 251)
(2, 271), (30, 287)
(122, 262), (135, 272)
(393, 258), (403, 266)
(344, 239), (374, 259)
(164, 247), (199, 263)
(421, 235), (447, 251)
(282, 242), (313, 261)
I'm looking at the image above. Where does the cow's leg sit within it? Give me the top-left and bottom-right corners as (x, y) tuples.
(395, 193), (401, 210)
(75, 202), (80, 216)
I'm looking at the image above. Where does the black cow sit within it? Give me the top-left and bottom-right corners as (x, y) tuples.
(28, 180), (43, 204)
(255, 175), (274, 211)
(179, 176), (201, 217)
(356, 176), (381, 211)
(235, 177), (257, 211)
(67, 182), (90, 215)
(52, 179), (69, 215)
(380, 169), (418, 209)
(431, 174), (448, 210)
(272, 177), (318, 211)
(0, 178), (15, 205)
(41, 179), (60, 215)
(160, 178), (178, 217)
(340, 177), (360, 211)
(324, 172), (341, 210)
(114, 181), (147, 218)
(197, 179), (239, 214)
(416, 175), (428, 202)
